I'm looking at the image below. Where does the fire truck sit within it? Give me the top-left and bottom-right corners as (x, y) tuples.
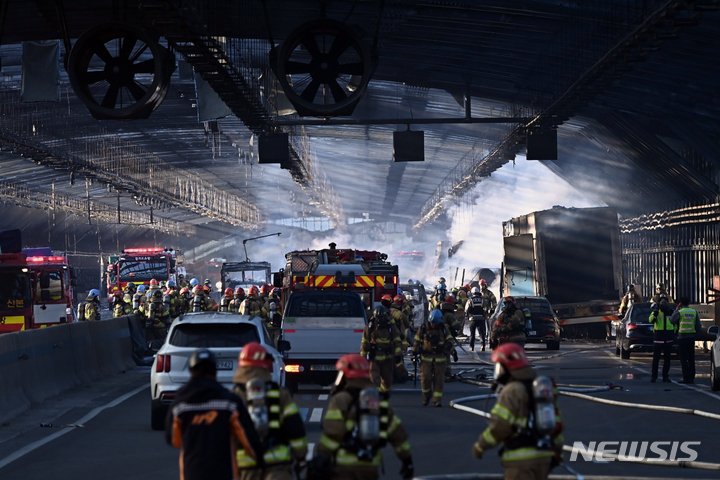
(0, 249), (76, 333)
(106, 247), (184, 303)
(282, 248), (399, 311)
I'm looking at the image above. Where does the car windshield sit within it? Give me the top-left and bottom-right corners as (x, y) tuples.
(514, 298), (554, 315)
(169, 322), (259, 348)
(286, 291), (365, 317)
(118, 257), (168, 282)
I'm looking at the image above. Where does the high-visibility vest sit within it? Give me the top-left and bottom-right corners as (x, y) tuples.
(649, 311), (672, 330)
(677, 307), (698, 334)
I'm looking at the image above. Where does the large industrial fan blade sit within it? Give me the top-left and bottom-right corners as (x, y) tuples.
(67, 22), (174, 120)
(276, 18), (373, 117)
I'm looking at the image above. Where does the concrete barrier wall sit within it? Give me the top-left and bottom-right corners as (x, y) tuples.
(0, 318), (136, 424)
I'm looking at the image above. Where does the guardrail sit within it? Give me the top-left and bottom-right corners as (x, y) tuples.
(0, 318), (135, 424)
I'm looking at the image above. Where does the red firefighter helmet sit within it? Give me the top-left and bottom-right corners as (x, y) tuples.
(480, 279), (488, 287)
(165, 288), (174, 295)
(203, 285), (211, 294)
(224, 287), (234, 296)
(503, 296), (516, 306)
(235, 287), (245, 296)
(463, 283), (472, 291)
(150, 278), (158, 286)
(444, 296), (456, 306)
(260, 284), (271, 295)
(491, 343), (529, 371)
(335, 353), (370, 379)
(193, 285), (204, 295)
(381, 294), (393, 302)
(249, 285), (259, 296)
(393, 294), (405, 305)
(179, 287), (189, 295)
(238, 342), (273, 370)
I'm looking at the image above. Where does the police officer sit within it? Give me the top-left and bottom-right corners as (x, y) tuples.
(165, 349), (264, 480)
(490, 297), (526, 349)
(466, 286), (487, 351)
(314, 354), (414, 480)
(83, 289), (102, 321)
(361, 306), (402, 394)
(671, 296), (701, 384)
(472, 343), (563, 480)
(413, 309), (454, 407)
(232, 342), (307, 480)
(649, 296), (675, 383)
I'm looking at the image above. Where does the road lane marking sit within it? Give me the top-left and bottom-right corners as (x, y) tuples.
(0, 384), (147, 470)
(306, 443), (315, 460)
(309, 407), (323, 422)
(318, 394), (328, 401)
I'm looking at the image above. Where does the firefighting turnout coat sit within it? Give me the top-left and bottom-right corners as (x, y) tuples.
(475, 366), (563, 468)
(231, 366), (308, 469)
(317, 377), (411, 478)
(361, 321), (402, 363)
(165, 376), (264, 480)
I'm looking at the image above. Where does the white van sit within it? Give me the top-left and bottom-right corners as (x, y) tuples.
(281, 290), (367, 392)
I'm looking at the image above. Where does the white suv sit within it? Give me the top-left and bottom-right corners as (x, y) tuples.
(150, 312), (287, 430)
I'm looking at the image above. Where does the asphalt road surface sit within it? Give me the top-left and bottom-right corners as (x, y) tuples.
(2, 337), (720, 480)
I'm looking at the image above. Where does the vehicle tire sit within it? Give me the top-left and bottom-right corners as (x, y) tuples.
(620, 344), (630, 359)
(151, 400), (167, 431)
(546, 341), (560, 351)
(711, 356), (720, 392)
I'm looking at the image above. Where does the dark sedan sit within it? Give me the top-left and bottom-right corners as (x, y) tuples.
(489, 296), (561, 350)
(614, 302), (677, 359)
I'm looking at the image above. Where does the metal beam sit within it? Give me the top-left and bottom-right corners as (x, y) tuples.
(275, 116), (529, 127)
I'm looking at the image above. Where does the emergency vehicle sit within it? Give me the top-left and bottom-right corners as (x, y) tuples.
(0, 249), (76, 333)
(106, 247), (184, 303)
(281, 248), (399, 311)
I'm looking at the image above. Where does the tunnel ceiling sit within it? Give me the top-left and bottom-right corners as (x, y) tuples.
(0, 0), (719, 251)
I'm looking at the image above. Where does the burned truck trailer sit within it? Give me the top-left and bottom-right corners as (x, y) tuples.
(502, 206), (623, 338)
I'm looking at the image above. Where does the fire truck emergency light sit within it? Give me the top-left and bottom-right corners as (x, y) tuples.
(124, 247), (165, 254)
(27, 256), (67, 263)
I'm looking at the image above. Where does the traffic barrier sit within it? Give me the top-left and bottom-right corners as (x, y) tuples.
(0, 318), (135, 424)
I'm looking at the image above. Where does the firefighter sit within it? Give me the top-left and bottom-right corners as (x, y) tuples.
(259, 284), (272, 305)
(113, 292), (133, 318)
(241, 286), (267, 320)
(267, 302), (283, 347)
(133, 284), (148, 319)
(412, 309), (454, 407)
(649, 296), (675, 383)
(124, 282), (137, 297)
(177, 273), (188, 288)
(189, 278), (199, 289)
(203, 285), (219, 311)
(230, 287), (246, 313)
(232, 342), (307, 480)
(361, 306), (402, 394)
(456, 286), (469, 335)
(265, 287), (282, 315)
(165, 349), (264, 480)
(390, 294), (410, 380)
(220, 287), (234, 312)
(204, 279), (213, 293)
(490, 297), (526, 349)
(83, 289), (102, 321)
(146, 288), (170, 340)
(164, 280), (180, 318)
(466, 286), (487, 351)
(429, 283), (447, 311)
(314, 354), (414, 480)
(619, 284), (643, 316)
(148, 278), (161, 294)
(178, 287), (191, 315)
(480, 279), (498, 315)
(192, 285), (208, 312)
(472, 343), (563, 480)
(440, 297), (460, 376)
(652, 283), (675, 304)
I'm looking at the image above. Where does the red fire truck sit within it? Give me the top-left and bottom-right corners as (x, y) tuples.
(106, 247), (184, 302)
(282, 248), (399, 311)
(0, 250), (76, 333)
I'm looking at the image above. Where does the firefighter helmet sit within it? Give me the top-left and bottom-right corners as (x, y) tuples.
(137, 285), (147, 293)
(438, 277), (446, 284)
(249, 285), (259, 296)
(429, 309), (444, 324)
(235, 287), (245, 296)
(203, 285), (211, 294)
(149, 279), (158, 286)
(224, 287), (234, 296)
(238, 342), (273, 370)
(627, 284), (635, 292)
(491, 342), (529, 371)
(190, 278), (199, 287)
(260, 284), (271, 295)
(336, 353), (370, 379)
(656, 283), (664, 291)
(179, 287), (189, 296)
(381, 294), (393, 302)
(503, 296), (516, 306)
(151, 289), (163, 300)
(193, 285), (204, 295)
(189, 349), (216, 370)
(204, 279), (211, 286)
(126, 282), (137, 292)
(371, 306), (388, 321)
(167, 279), (176, 288)
(463, 283), (472, 291)
(87, 289), (100, 301)
(480, 279), (488, 287)
(444, 296), (456, 305)
(393, 294), (405, 305)
(471, 287), (481, 295)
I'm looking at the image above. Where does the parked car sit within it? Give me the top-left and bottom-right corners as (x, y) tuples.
(708, 325), (720, 391)
(488, 296), (561, 350)
(150, 312), (288, 430)
(614, 302), (677, 359)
